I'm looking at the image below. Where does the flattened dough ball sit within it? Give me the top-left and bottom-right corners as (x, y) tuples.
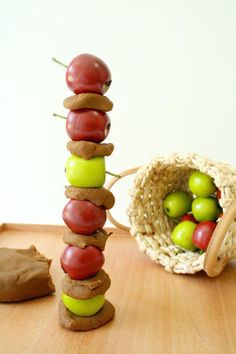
(0, 246), (55, 302)
(59, 299), (115, 331)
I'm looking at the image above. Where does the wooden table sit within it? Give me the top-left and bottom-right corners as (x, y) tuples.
(0, 224), (236, 354)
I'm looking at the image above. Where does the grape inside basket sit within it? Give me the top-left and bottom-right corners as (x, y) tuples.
(107, 153), (236, 277)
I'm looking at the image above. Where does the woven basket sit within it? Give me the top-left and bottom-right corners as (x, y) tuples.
(106, 152), (236, 276)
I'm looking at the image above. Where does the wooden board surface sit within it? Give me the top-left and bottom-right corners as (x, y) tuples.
(0, 224), (236, 354)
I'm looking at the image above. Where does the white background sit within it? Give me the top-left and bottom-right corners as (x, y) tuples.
(0, 0), (236, 227)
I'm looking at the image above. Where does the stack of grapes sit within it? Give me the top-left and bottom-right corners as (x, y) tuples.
(163, 171), (222, 252)
(58, 54), (115, 331)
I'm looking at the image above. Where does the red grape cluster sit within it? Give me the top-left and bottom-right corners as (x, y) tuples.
(56, 54), (115, 330)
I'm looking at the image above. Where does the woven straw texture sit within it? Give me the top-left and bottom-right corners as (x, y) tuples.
(128, 152), (236, 274)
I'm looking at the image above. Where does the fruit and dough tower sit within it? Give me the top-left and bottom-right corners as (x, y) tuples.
(58, 54), (115, 331)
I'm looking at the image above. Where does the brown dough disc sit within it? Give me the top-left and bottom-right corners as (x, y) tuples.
(65, 186), (115, 209)
(63, 93), (113, 112)
(67, 141), (114, 160)
(59, 299), (115, 331)
(63, 229), (111, 251)
(62, 269), (111, 299)
(0, 246), (55, 302)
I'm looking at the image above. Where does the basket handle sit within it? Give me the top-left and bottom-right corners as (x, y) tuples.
(106, 167), (140, 232)
(204, 199), (236, 277)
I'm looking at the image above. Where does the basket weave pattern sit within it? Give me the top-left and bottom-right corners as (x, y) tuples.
(128, 152), (236, 274)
